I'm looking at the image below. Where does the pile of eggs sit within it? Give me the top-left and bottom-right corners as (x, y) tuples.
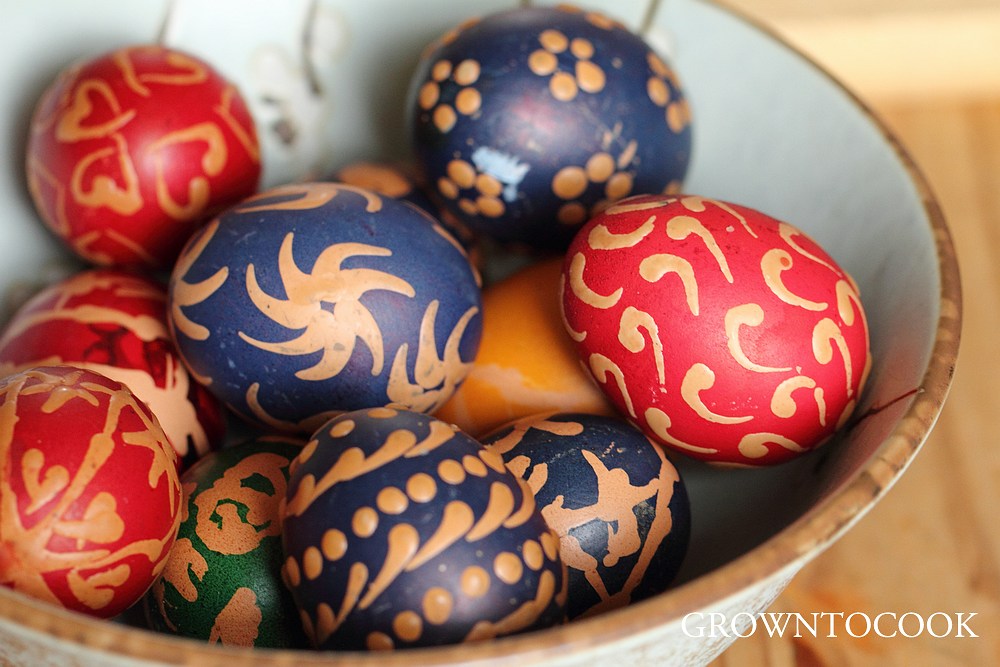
(0, 3), (869, 653)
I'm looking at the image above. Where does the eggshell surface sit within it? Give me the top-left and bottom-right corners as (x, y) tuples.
(435, 258), (614, 437)
(407, 5), (691, 250)
(167, 182), (483, 433)
(25, 44), (260, 269)
(281, 407), (566, 650)
(0, 269), (226, 469)
(0, 366), (181, 618)
(144, 435), (308, 648)
(482, 412), (689, 619)
(561, 195), (871, 466)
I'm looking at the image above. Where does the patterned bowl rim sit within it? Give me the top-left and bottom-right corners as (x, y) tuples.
(0, 1), (962, 664)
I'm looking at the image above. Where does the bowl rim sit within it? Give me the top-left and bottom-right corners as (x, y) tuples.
(0, 0), (962, 664)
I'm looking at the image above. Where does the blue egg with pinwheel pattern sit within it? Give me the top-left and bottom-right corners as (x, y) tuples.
(406, 5), (692, 250)
(167, 182), (482, 434)
(281, 407), (566, 650)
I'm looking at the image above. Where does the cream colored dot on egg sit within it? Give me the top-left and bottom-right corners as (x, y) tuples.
(558, 202), (588, 226)
(647, 77), (669, 107)
(283, 555), (302, 588)
(418, 81), (440, 110)
(494, 551), (524, 584)
(462, 454), (488, 477)
(539, 29), (568, 53)
(455, 87), (482, 116)
(570, 37), (594, 60)
(393, 610), (424, 642)
(352, 506), (379, 537)
(550, 71), (578, 101)
(605, 172), (634, 200)
(431, 60), (453, 81)
(447, 160), (477, 189)
(366, 631), (394, 651)
(406, 472), (437, 502)
(453, 59), (481, 85)
(303, 546), (324, 580)
(586, 153), (615, 183)
(422, 587), (454, 625)
(476, 173), (503, 197)
(438, 177), (459, 200)
(461, 565), (491, 598)
(433, 105), (457, 133)
(476, 196), (504, 218)
(528, 49), (558, 76)
(523, 539), (544, 571)
(377, 486), (409, 515)
(552, 166), (588, 200)
(321, 528), (348, 561)
(438, 459), (466, 485)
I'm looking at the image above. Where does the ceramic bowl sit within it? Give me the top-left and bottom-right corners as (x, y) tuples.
(0, 0), (961, 665)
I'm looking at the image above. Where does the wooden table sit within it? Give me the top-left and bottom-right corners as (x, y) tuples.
(709, 80), (1000, 667)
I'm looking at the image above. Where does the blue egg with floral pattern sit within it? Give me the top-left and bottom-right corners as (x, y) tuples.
(281, 407), (566, 650)
(407, 5), (692, 250)
(167, 183), (482, 434)
(482, 412), (690, 620)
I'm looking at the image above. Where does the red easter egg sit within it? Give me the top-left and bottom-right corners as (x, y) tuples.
(25, 44), (260, 269)
(0, 366), (182, 617)
(561, 194), (871, 466)
(0, 269), (226, 469)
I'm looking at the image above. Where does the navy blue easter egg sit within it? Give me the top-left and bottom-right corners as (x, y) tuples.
(407, 5), (692, 250)
(144, 435), (309, 648)
(281, 407), (566, 650)
(482, 412), (690, 620)
(167, 182), (483, 433)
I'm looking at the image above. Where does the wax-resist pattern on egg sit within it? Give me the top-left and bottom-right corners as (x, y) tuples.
(145, 436), (308, 648)
(408, 5), (691, 250)
(0, 269), (225, 468)
(25, 45), (260, 269)
(483, 412), (690, 619)
(281, 408), (566, 650)
(561, 195), (871, 466)
(0, 366), (181, 618)
(168, 183), (482, 433)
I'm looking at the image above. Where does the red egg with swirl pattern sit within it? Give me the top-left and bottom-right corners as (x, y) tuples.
(0, 366), (182, 618)
(0, 269), (226, 469)
(561, 194), (871, 466)
(25, 44), (260, 270)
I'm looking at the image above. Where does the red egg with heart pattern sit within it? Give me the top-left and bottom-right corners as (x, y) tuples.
(25, 44), (260, 270)
(0, 366), (181, 618)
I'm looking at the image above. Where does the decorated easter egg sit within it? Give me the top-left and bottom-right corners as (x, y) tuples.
(168, 182), (482, 434)
(0, 269), (226, 469)
(435, 258), (614, 437)
(144, 435), (308, 648)
(561, 194), (871, 466)
(0, 366), (181, 618)
(26, 44), (260, 269)
(482, 412), (689, 619)
(281, 407), (566, 650)
(407, 5), (691, 250)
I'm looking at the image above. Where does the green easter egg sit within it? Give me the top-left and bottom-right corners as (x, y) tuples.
(144, 436), (309, 648)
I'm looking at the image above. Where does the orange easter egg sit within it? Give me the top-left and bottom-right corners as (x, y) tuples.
(435, 257), (614, 437)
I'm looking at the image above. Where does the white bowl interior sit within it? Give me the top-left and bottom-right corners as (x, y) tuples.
(0, 0), (953, 664)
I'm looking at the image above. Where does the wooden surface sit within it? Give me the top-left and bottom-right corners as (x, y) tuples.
(706, 33), (1000, 667)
